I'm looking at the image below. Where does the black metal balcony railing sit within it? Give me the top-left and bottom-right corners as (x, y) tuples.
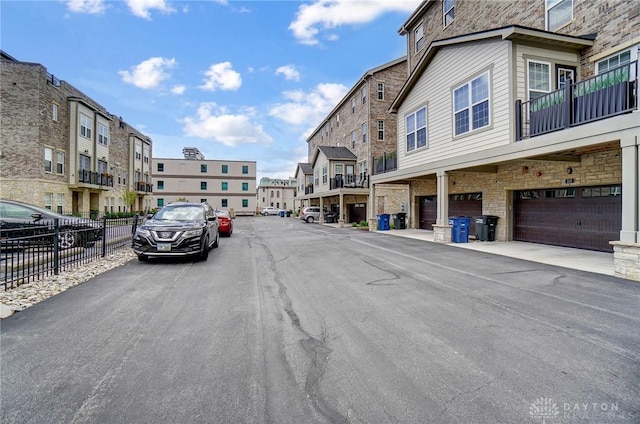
(330, 174), (368, 189)
(78, 169), (114, 188)
(135, 181), (153, 193)
(517, 61), (638, 140)
(372, 152), (397, 175)
(305, 185), (314, 195)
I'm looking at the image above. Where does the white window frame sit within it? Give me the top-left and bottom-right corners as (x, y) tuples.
(415, 24), (424, 52)
(597, 49), (634, 74)
(44, 147), (53, 172)
(80, 113), (92, 139)
(405, 106), (427, 152)
(44, 193), (53, 210)
(56, 151), (65, 174)
(322, 164), (328, 184)
(351, 130), (356, 149)
(361, 86), (367, 104)
(377, 83), (384, 100)
(527, 59), (551, 100)
(351, 97), (356, 113)
(98, 123), (109, 146)
(56, 194), (64, 214)
(334, 163), (343, 176)
(52, 103), (58, 121)
(546, 0), (573, 31)
(443, 0), (455, 27)
(362, 123), (367, 143)
(314, 169), (319, 186)
(377, 120), (384, 141)
(358, 160), (367, 180)
(453, 70), (491, 136)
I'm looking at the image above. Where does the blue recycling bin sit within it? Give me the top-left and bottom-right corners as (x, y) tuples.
(279, 210), (285, 217)
(448, 216), (471, 243)
(377, 214), (390, 231)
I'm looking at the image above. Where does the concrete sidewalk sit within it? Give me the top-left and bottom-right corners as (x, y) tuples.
(324, 224), (614, 276)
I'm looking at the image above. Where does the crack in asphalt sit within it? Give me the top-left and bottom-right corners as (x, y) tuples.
(362, 259), (401, 285)
(440, 372), (503, 418)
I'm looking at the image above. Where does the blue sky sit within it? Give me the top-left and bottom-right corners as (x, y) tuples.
(1, 0), (421, 181)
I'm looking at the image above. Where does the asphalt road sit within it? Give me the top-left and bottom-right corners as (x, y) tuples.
(2, 217), (639, 424)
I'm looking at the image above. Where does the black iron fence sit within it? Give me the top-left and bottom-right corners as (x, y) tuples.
(0, 215), (141, 290)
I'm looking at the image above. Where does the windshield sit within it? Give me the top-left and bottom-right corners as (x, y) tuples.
(154, 205), (204, 221)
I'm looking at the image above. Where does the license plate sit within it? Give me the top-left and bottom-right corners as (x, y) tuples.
(157, 243), (171, 252)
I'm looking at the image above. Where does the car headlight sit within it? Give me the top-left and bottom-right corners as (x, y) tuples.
(135, 228), (151, 237)
(183, 227), (204, 238)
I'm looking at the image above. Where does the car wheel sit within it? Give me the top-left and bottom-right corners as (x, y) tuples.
(137, 255), (148, 262)
(212, 231), (219, 248)
(306, 216), (314, 223)
(58, 228), (78, 249)
(200, 237), (210, 261)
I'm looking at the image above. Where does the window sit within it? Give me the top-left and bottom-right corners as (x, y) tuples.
(546, 0), (572, 31)
(221, 182), (228, 191)
(362, 123), (367, 143)
(44, 147), (53, 172)
(242, 199), (249, 208)
(201, 164), (207, 173)
(277, 191), (280, 198)
(242, 165), (249, 174)
(98, 123), (109, 146)
(222, 199), (228, 207)
(361, 86), (367, 104)
(56, 194), (64, 214)
(222, 164), (228, 173)
(157, 163), (164, 172)
(351, 131), (356, 149)
(336, 113), (340, 126)
(415, 24), (424, 52)
(358, 160), (367, 180)
(377, 83), (384, 100)
(453, 71), (490, 136)
(314, 169), (319, 186)
(157, 199), (164, 207)
(335, 163), (343, 176)
(80, 113), (92, 138)
(52, 104), (58, 121)
(97, 160), (107, 175)
(56, 151), (64, 174)
(242, 182), (249, 191)
(597, 50), (632, 74)
(528, 60), (551, 100)
(351, 97), (356, 113)
(44, 193), (53, 210)
(557, 67), (575, 89)
(201, 181), (207, 190)
(443, 0), (454, 27)
(79, 154), (90, 171)
(377, 120), (384, 141)
(135, 145), (142, 160)
(157, 181), (164, 190)
(322, 165), (328, 184)
(405, 107), (427, 152)
(200, 198), (207, 203)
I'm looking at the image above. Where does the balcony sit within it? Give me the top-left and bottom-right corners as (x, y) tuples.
(372, 152), (397, 175)
(517, 61), (638, 140)
(78, 169), (113, 188)
(135, 181), (153, 193)
(330, 174), (368, 189)
(305, 185), (314, 195)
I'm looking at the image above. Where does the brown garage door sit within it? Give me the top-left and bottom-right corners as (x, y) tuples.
(418, 193), (483, 233)
(514, 185), (621, 252)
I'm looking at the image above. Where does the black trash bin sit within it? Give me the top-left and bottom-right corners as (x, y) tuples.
(474, 215), (499, 241)
(394, 212), (406, 229)
(486, 215), (499, 241)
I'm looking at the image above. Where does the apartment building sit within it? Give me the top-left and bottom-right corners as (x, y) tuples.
(151, 147), (256, 216)
(257, 177), (297, 212)
(370, 0), (639, 280)
(0, 51), (153, 215)
(295, 57), (409, 224)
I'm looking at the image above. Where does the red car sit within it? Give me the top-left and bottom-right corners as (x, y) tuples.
(215, 209), (233, 237)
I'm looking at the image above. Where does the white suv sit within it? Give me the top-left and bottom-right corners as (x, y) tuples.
(261, 206), (283, 216)
(299, 206), (321, 223)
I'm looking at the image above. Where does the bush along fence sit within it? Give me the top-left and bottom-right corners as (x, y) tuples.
(0, 214), (142, 290)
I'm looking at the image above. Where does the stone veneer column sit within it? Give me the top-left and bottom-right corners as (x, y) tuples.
(432, 170), (451, 243)
(369, 183), (377, 231)
(339, 192), (345, 228)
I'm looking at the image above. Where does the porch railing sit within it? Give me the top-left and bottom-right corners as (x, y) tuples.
(135, 181), (153, 193)
(517, 60), (638, 140)
(330, 174), (368, 189)
(372, 152), (397, 175)
(305, 185), (314, 195)
(78, 169), (114, 187)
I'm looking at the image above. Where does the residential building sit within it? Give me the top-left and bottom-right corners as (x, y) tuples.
(370, 0), (640, 280)
(151, 147), (256, 216)
(257, 177), (297, 212)
(296, 57), (409, 224)
(294, 163), (314, 208)
(0, 51), (153, 215)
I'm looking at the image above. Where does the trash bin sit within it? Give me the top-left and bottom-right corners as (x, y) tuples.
(474, 215), (499, 241)
(396, 212), (407, 229)
(324, 212), (336, 223)
(279, 210), (285, 218)
(377, 214), (390, 231)
(448, 216), (471, 243)
(286, 211), (291, 217)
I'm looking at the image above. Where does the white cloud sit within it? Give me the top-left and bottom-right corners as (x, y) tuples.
(66, 0), (106, 14)
(200, 62), (242, 91)
(275, 65), (301, 81)
(269, 83), (348, 127)
(171, 85), (186, 95)
(118, 57), (176, 89)
(182, 103), (273, 147)
(289, 0), (421, 45)
(124, 0), (176, 20)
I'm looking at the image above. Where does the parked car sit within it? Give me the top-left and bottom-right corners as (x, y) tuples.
(132, 201), (219, 261)
(299, 206), (321, 223)
(0, 199), (102, 249)
(261, 206), (283, 216)
(215, 209), (233, 237)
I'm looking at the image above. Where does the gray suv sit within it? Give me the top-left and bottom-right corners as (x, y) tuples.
(132, 202), (219, 261)
(300, 206), (321, 223)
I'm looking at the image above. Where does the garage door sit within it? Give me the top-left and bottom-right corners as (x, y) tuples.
(418, 193), (483, 233)
(514, 185), (621, 252)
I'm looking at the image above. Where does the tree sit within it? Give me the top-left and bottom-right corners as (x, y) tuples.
(121, 190), (137, 212)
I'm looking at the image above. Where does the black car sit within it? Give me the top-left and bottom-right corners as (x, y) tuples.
(0, 199), (103, 249)
(132, 202), (219, 261)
